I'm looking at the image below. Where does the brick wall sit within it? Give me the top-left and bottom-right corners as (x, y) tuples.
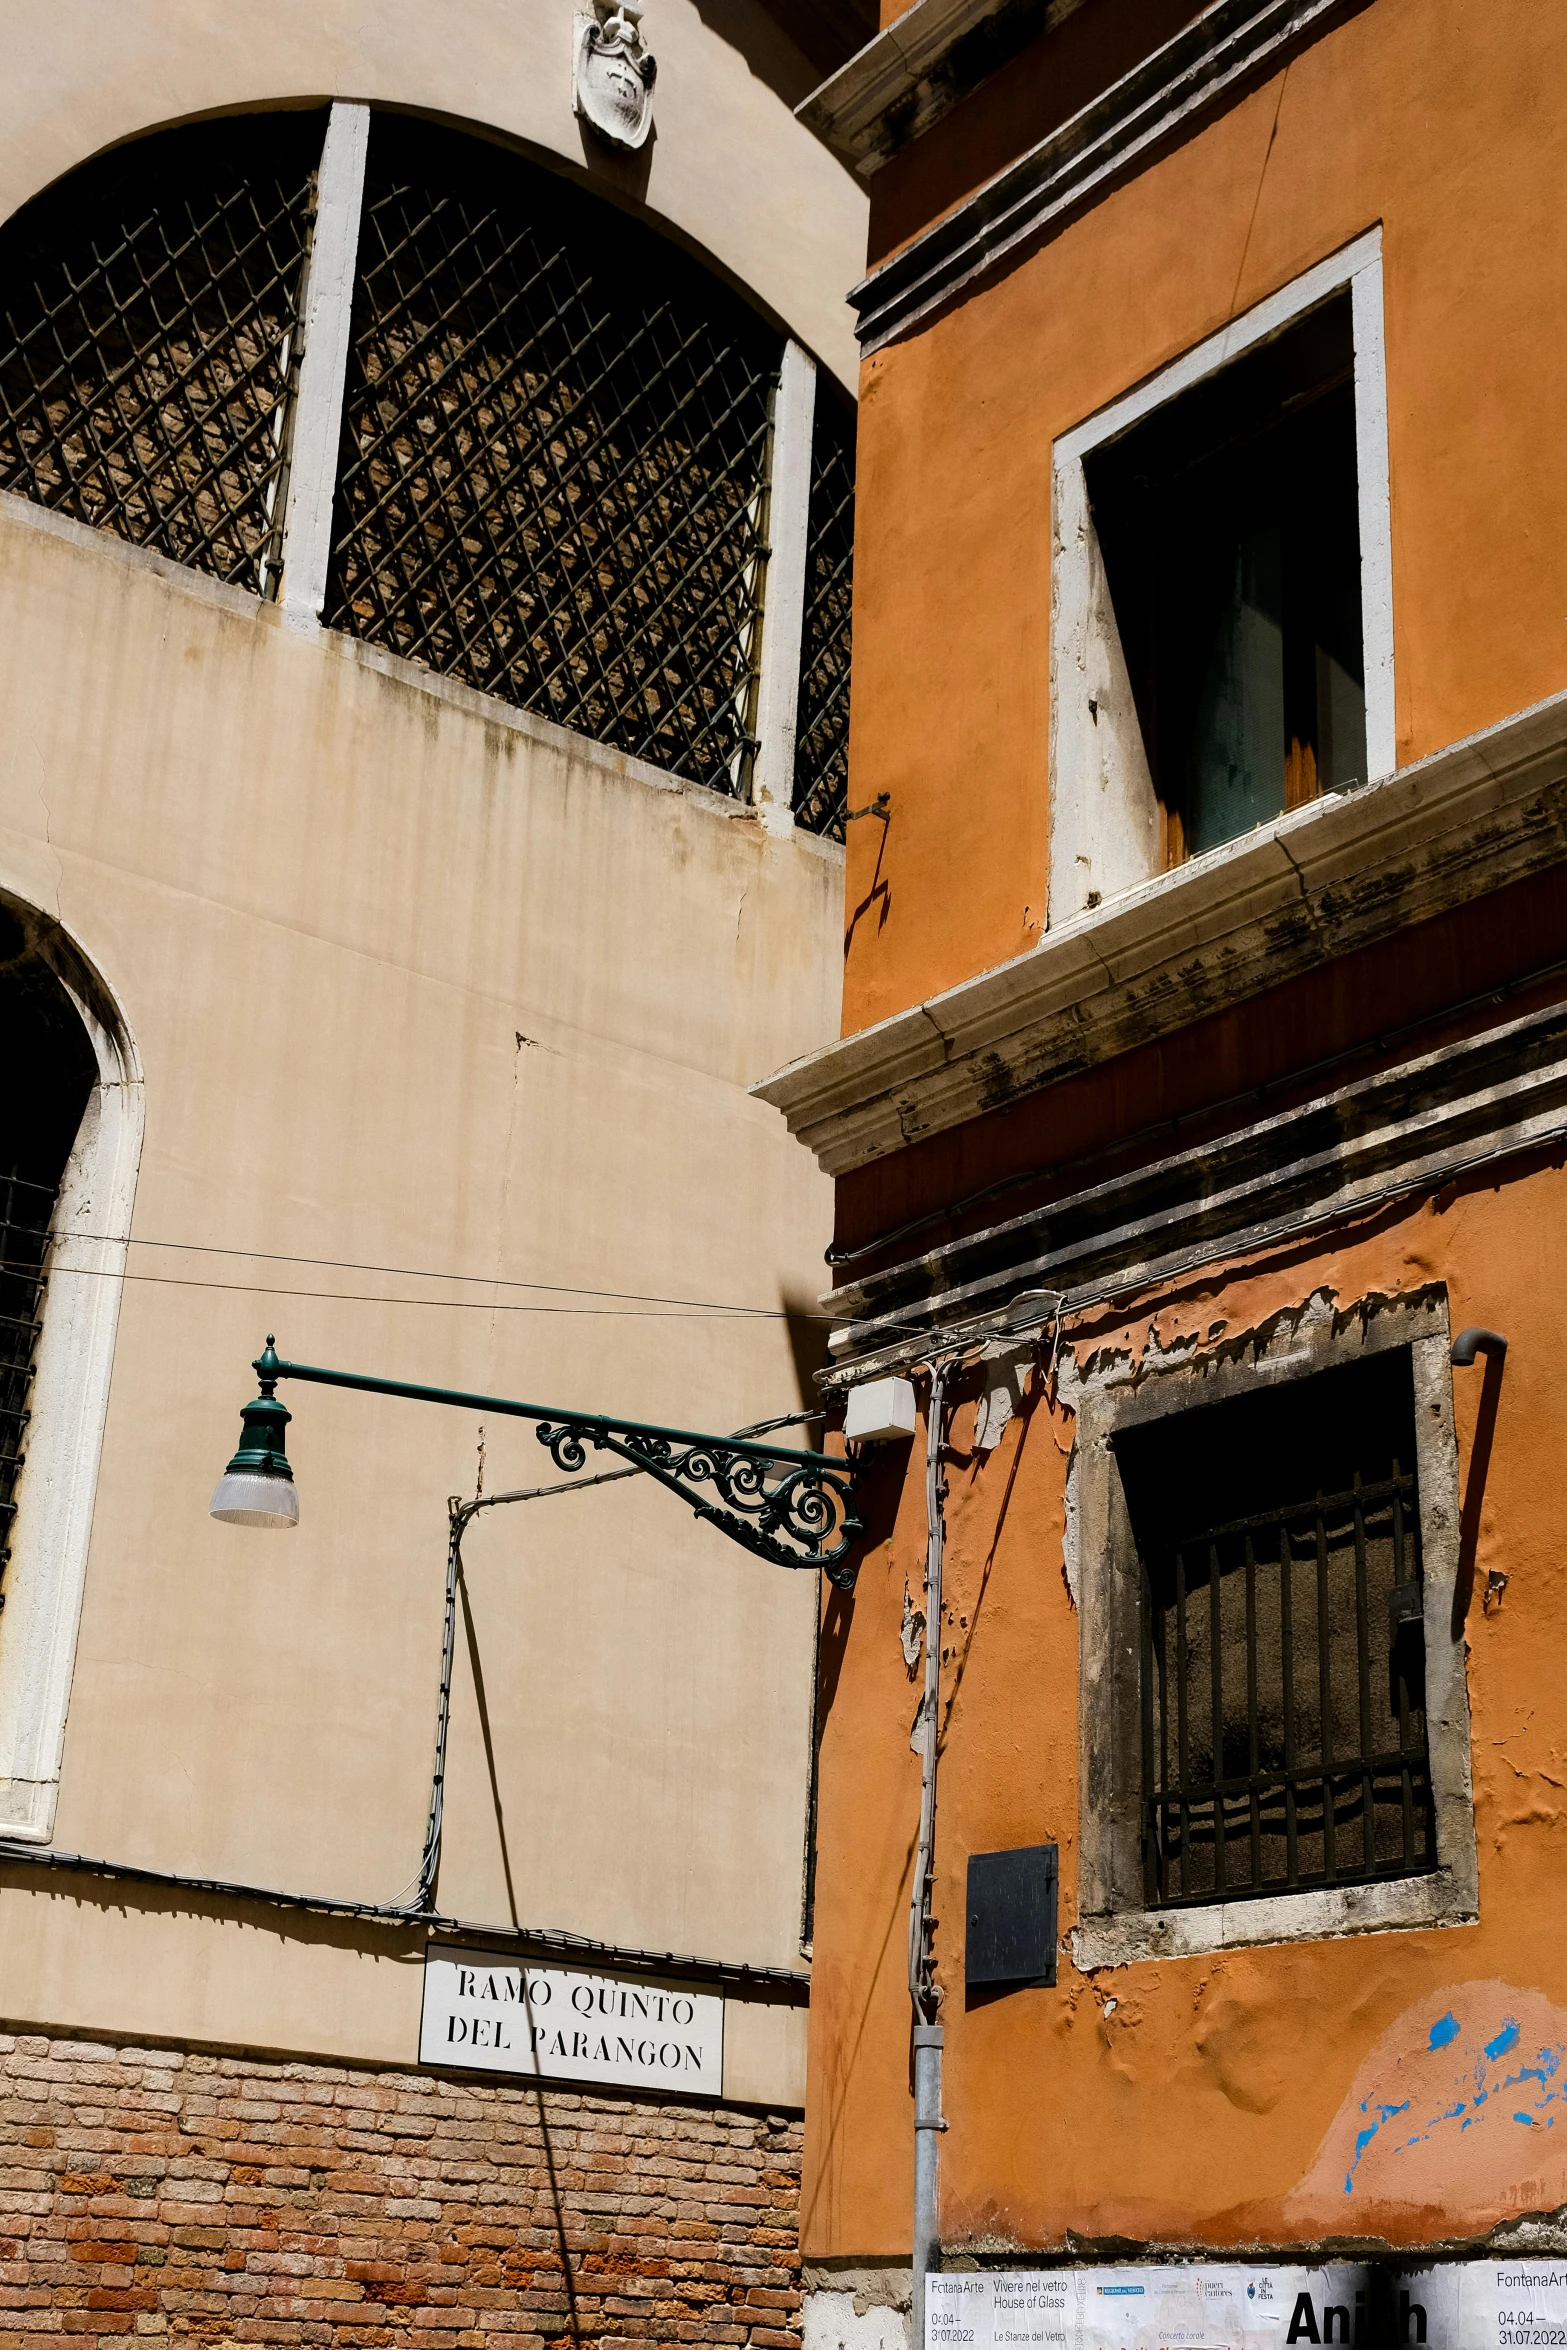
(0, 2028), (803, 2350)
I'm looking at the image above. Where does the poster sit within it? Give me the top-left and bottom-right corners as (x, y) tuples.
(926, 2261), (1567, 2350)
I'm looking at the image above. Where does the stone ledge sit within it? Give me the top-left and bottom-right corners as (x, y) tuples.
(752, 687), (1567, 1179)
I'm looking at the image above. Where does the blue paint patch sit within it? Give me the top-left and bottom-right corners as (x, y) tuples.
(1338, 2015), (1567, 2194)
(1344, 2101), (1412, 2195)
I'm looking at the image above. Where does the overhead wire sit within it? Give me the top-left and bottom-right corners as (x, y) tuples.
(0, 1249), (838, 1322)
(16, 1228), (843, 1320)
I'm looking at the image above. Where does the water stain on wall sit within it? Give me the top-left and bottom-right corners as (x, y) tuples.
(1289, 1983), (1567, 2231)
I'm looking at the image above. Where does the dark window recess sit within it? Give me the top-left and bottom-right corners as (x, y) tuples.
(0, 113), (321, 594)
(792, 383), (855, 840)
(1086, 294), (1367, 864)
(0, 906), (97, 1589)
(327, 118), (782, 795)
(1116, 1351), (1433, 1910)
(966, 1845), (1058, 1988)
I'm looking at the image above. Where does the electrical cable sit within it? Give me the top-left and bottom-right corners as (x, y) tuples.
(0, 1252), (837, 1322)
(0, 1407), (825, 1989)
(30, 1229), (840, 1322)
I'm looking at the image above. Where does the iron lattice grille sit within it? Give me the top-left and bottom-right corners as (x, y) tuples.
(1138, 1465), (1434, 1906)
(0, 114), (322, 595)
(326, 121), (781, 791)
(792, 389), (855, 839)
(0, 1170), (56, 1584)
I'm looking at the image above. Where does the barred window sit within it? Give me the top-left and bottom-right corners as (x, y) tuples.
(326, 119), (780, 793)
(0, 113), (321, 594)
(793, 384), (855, 840)
(1115, 1350), (1434, 1910)
(0, 908), (98, 1591)
(0, 107), (857, 816)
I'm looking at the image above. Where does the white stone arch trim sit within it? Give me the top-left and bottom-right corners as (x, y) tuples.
(0, 896), (144, 1840)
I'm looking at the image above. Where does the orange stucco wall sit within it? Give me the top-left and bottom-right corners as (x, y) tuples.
(840, 0), (1567, 1035)
(805, 1181), (1567, 2256)
(807, 0), (1567, 2264)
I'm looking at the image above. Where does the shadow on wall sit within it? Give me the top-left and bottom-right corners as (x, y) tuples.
(781, 1283), (834, 1423)
(1452, 1343), (1506, 1636)
(682, 0), (871, 103)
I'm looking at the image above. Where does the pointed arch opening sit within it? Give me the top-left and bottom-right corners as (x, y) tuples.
(0, 894), (143, 1841)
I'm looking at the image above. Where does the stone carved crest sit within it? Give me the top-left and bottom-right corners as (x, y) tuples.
(573, 1), (657, 152)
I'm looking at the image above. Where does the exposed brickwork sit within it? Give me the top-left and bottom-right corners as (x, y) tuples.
(0, 2029), (803, 2350)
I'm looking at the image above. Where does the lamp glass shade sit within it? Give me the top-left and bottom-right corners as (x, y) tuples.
(209, 1471), (299, 1529)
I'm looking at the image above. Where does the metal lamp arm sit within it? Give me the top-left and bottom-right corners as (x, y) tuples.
(258, 1343), (862, 1584)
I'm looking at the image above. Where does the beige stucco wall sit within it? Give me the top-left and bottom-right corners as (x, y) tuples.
(0, 478), (838, 2100)
(0, 0), (866, 392)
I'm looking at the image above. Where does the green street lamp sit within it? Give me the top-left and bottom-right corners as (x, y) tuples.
(208, 1339), (298, 1527)
(210, 1336), (862, 1584)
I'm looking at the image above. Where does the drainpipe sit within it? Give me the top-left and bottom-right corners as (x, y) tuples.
(909, 1357), (952, 2350)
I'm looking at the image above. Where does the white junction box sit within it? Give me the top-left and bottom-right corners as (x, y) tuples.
(844, 1376), (918, 1446)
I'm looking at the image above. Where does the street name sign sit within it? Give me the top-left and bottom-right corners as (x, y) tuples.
(419, 1946), (724, 2097)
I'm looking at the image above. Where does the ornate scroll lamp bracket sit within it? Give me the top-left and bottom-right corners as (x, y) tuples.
(573, 0), (657, 153)
(535, 1418), (862, 1588)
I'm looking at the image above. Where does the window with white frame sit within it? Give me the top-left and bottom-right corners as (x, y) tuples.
(1050, 232), (1393, 917)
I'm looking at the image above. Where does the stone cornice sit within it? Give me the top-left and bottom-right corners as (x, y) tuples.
(815, 992), (1567, 1383)
(795, 0), (1087, 178)
(837, 0), (1361, 352)
(751, 688), (1567, 1177)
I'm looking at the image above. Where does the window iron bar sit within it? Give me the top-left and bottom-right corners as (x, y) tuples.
(1314, 1495), (1336, 1883)
(1165, 1470), (1415, 1546)
(1139, 1451), (1433, 1910)
(326, 123), (780, 793)
(792, 389), (854, 840)
(0, 115), (321, 594)
(1152, 1746), (1430, 1801)
(1143, 1827), (1435, 1911)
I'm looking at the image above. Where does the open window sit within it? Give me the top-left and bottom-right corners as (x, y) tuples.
(1050, 232), (1393, 919)
(1085, 295), (1365, 864)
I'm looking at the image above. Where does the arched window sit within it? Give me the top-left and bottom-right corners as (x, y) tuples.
(0, 909), (97, 1586)
(328, 117), (777, 793)
(0, 107), (853, 831)
(0, 899), (142, 1840)
(0, 113), (322, 593)
(795, 385), (855, 840)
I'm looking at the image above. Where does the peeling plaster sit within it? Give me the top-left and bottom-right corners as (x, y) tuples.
(973, 1340), (1038, 1454)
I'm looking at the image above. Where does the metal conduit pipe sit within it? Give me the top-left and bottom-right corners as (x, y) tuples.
(908, 1356), (953, 2350)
